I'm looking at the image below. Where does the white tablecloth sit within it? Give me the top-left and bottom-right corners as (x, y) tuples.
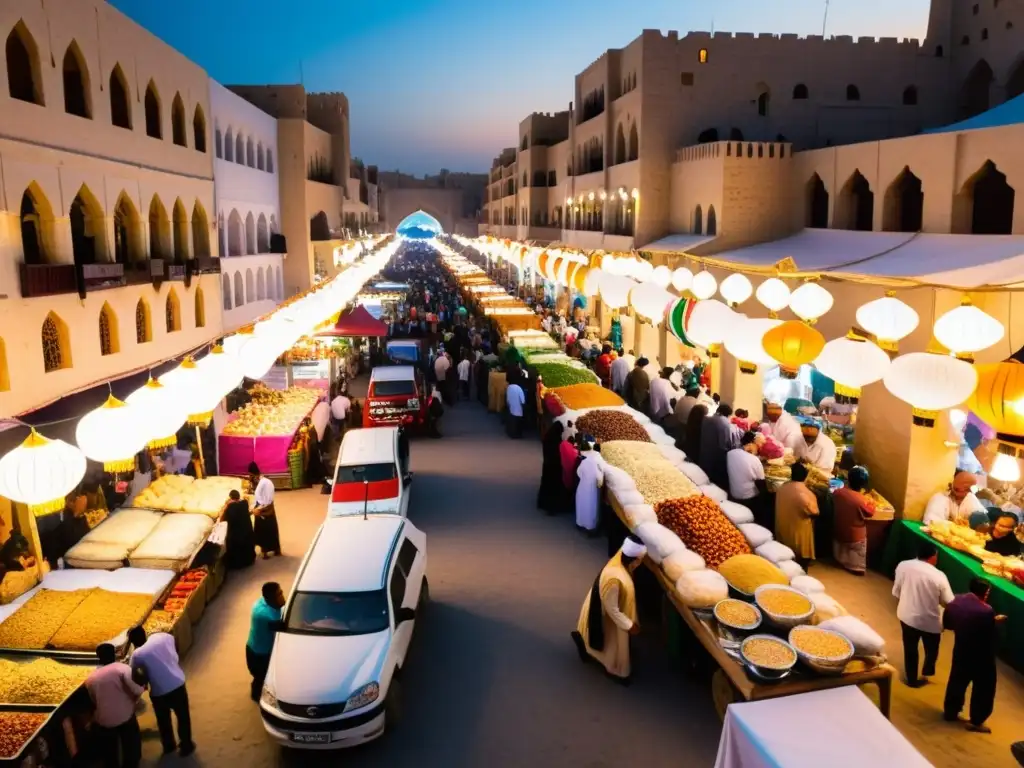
(714, 688), (933, 768)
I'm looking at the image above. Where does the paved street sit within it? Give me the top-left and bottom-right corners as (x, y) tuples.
(137, 399), (721, 767)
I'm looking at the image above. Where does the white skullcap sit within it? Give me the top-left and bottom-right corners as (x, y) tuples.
(621, 536), (647, 559)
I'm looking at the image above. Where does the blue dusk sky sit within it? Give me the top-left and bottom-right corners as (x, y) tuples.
(109, 0), (931, 176)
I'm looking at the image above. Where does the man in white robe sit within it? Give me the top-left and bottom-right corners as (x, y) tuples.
(610, 350), (632, 394)
(923, 470), (986, 525)
(762, 402), (802, 451)
(575, 446), (604, 533)
(795, 421), (837, 473)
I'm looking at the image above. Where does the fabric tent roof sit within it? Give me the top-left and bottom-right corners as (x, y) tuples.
(708, 229), (1024, 287)
(927, 93), (1024, 134)
(319, 304), (389, 337)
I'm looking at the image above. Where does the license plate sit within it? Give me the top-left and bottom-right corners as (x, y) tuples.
(291, 733), (330, 744)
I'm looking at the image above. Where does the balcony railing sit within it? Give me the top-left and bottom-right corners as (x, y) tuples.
(19, 263), (132, 298)
(193, 256), (222, 274)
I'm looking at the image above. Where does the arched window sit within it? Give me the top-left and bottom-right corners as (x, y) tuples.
(70, 185), (105, 265)
(245, 212), (256, 254)
(171, 94), (186, 146)
(792, 83), (809, 100)
(266, 150), (274, 173)
(233, 272), (244, 306)
(257, 143), (265, 170)
(246, 137), (255, 167)
(0, 338), (10, 392)
(693, 204), (703, 235)
(191, 201), (210, 259)
(99, 302), (119, 356)
(806, 174), (829, 228)
(6, 21), (43, 105)
(194, 286), (206, 328)
(960, 59), (995, 119)
(135, 299), (151, 343)
(266, 266), (276, 300)
(20, 183), (55, 265)
(109, 64), (131, 129)
(235, 134), (244, 165)
(148, 195), (170, 259)
(697, 128), (719, 143)
(245, 269), (255, 303)
(227, 210), (243, 256)
(193, 106), (206, 152)
(215, 128), (223, 158)
(310, 211), (330, 241)
(846, 84), (861, 101)
(613, 124), (626, 164)
(628, 122), (639, 161)
(954, 160), (1015, 235)
(729, 127), (744, 141)
(756, 85), (770, 116)
(224, 129), (234, 162)
(707, 206), (717, 236)
(113, 193), (142, 264)
(221, 273), (232, 310)
(257, 269), (266, 300)
(698, 48), (708, 64)
(902, 86), (918, 106)
(165, 289), (181, 332)
(257, 214), (269, 253)
(144, 81), (162, 138)
(62, 41), (90, 118)
(41, 312), (70, 372)
(172, 198), (189, 261)
(837, 170), (874, 231)
(883, 167), (924, 232)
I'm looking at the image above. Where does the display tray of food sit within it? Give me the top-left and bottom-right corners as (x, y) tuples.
(549, 383), (624, 410)
(0, 657), (94, 706)
(127, 514), (214, 572)
(923, 519), (1024, 584)
(0, 707), (53, 763)
(132, 475), (244, 518)
(219, 385), (325, 476)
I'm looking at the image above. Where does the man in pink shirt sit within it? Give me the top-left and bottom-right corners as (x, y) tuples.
(85, 643), (143, 768)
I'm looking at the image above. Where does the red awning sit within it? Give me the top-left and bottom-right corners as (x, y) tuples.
(317, 305), (389, 337)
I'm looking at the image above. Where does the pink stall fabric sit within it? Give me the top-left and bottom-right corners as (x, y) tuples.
(218, 433), (294, 476)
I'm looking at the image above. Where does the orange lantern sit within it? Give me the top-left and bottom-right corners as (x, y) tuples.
(762, 320), (825, 379)
(571, 264), (590, 293)
(968, 360), (1024, 437)
(536, 251), (550, 278)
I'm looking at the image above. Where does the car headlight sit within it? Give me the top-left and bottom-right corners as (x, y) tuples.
(260, 683), (278, 709)
(343, 682), (379, 713)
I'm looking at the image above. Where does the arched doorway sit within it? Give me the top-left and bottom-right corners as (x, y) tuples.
(310, 211), (330, 241)
(883, 168), (924, 232)
(959, 60), (995, 119)
(836, 171), (874, 231)
(954, 160), (1015, 235)
(20, 184), (54, 264)
(693, 205), (703, 235)
(615, 123), (626, 164)
(113, 193), (141, 264)
(396, 210), (443, 238)
(806, 174), (829, 228)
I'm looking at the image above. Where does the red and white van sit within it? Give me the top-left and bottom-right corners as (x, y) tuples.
(363, 366), (428, 429)
(329, 426), (412, 517)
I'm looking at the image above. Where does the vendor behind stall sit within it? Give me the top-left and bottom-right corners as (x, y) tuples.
(795, 419), (837, 474)
(984, 512), (1022, 557)
(762, 402), (801, 452)
(922, 470), (986, 526)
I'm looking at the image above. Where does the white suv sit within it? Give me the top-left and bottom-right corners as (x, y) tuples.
(259, 514), (427, 749)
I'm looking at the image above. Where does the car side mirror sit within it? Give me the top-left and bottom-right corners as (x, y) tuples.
(396, 607), (416, 624)
(403, 472), (414, 485)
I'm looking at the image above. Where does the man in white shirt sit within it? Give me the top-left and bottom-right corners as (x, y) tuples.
(457, 355), (471, 400)
(506, 382), (526, 439)
(922, 470), (986, 526)
(892, 541), (954, 688)
(727, 431), (769, 525)
(795, 421), (837, 474)
(762, 403), (802, 452)
(610, 349), (632, 395)
(433, 350), (451, 384)
(649, 368), (678, 421)
(575, 445), (605, 533)
(128, 627), (194, 756)
(330, 391), (351, 438)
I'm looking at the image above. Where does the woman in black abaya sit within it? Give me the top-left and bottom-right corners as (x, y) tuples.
(538, 423), (568, 514)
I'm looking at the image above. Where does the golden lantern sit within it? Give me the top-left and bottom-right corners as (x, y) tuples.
(536, 251), (550, 279)
(571, 264), (590, 293)
(761, 320), (825, 378)
(968, 360), (1024, 439)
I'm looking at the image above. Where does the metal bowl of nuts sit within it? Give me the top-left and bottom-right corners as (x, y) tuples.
(788, 625), (854, 676)
(713, 599), (762, 646)
(754, 585), (815, 630)
(739, 634), (798, 680)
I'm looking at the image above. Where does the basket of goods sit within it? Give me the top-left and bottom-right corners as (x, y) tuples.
(167, 569), (208, 624)
(575, 410), (651, 443)
(717, 554), (789, 599)
(549, 383), (624, 409)
(288, 446), (305, 489)
(713, 599), (762, 645)
(754, 585), (815, 630)
(0, 658), (94, 705)
(0, 712), (49, 759)
(788, 625), (855, 675)
(739, 635), (798, 681)
(655, 496), (752, 569)
(142, 609), (177, 635)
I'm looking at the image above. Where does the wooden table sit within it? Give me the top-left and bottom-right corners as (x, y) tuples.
(606, 491), (895, 720)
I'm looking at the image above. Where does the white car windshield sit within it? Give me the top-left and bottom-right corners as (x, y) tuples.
(285, 591), (389, 636)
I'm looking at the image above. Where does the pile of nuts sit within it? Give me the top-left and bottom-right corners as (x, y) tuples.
(0, 712), (47, 758)
(576, 410), (651, 443)
(655, 496), (752, 568)
(0, 658), (94, 704)
(49, 589), (153, 651)
(0, 589), (94, 649)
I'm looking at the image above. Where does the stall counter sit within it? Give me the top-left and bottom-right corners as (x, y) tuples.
(218, 396), (326, 477)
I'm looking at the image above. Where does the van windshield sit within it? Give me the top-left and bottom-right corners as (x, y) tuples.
(371, 380), (416, 397)
(335, 463), (397, 484)
(285, 590), (389, 636)
(386, 344), (420, 364)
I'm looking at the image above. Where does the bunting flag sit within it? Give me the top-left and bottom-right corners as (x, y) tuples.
(668, 297), (696, 347)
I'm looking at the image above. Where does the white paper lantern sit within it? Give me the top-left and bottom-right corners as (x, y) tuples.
(756, 278), (791, 313)
(719, 273), (753, 306)
(990, 452), (1021, 483)
(724, 316), (782, 372)
(75, 394), (148, 472)
(634, 259), (654, 283)
(630, 282), (674, 325)
(691, 270), (718, 300)
(583, 267), (604, 298)
(855, 294), (919, 351)
(600, 274), (634, 309)
(883, 352), (978, 424)
(687, 299), (738, 351)
(789, 282), (834, 322)
(672, 268), (694, 293)
(933, 299), (1004, 358)
(159, 358), (222, 426)
(813, 332), (890, 400)
(0, 430), (87, 515)
(651, 265), (672, 288)
(556, 257), (573, 286)
(125, 377), (188, 450)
